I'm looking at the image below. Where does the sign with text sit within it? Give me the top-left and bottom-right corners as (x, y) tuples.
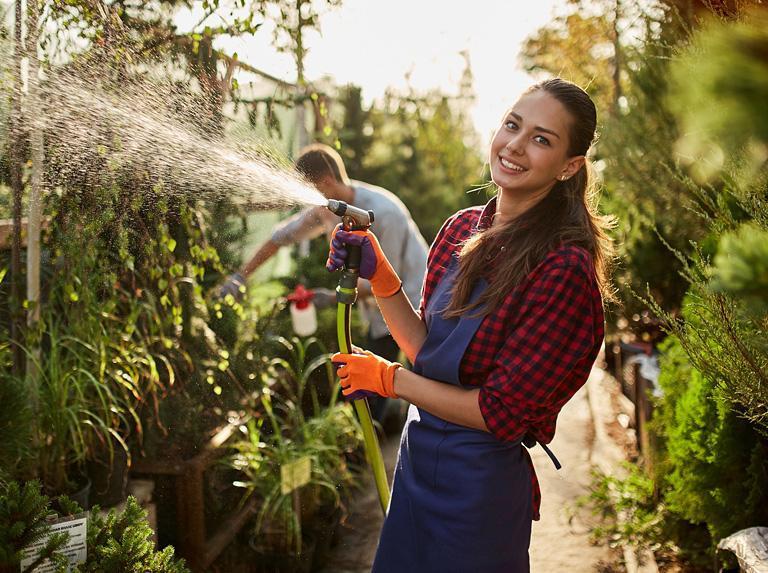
(280, 456), (312, 495)
(20, 513), (87, 572)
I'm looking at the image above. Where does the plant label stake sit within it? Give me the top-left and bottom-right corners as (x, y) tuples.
(326, 200), (390, 514)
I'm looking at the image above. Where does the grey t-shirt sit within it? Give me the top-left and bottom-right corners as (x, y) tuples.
(271, 181), (429, 339)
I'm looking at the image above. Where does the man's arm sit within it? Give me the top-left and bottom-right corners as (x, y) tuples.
(240, 240), (280, 278)
(239, 207), (326, 278)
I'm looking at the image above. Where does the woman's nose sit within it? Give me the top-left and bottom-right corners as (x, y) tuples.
(505, 133), (525, 155)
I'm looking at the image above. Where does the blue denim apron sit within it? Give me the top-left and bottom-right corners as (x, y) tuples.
(372, 258), (534, 573)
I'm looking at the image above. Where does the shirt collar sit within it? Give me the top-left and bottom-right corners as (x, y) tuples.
(476, 196), (498, 231)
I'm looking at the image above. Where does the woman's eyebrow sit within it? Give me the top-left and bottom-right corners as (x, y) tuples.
(509, 111), (561, 139)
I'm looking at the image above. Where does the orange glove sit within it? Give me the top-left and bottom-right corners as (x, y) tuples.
(332, 350), (401, 399)
(326, 225), (402, 298)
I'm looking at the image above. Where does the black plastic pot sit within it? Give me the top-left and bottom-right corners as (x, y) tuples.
(51, 474), (92, 513)
(248, 533), (316, 573)
(310, 504), (342, 570)
(69, 477), (91, 510)
(86, 446), (129, 507)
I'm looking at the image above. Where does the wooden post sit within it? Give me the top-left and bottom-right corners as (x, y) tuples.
(634, 363), (653, 472)
(131, 418), (254, 572)
(9, 0), (24, 377)
(25, 0), (43, 401)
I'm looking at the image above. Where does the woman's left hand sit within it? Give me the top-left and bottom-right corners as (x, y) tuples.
(332, 350), (401, 399)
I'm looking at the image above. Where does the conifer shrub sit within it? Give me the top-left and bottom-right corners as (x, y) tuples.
(0, 482), (188, 573)
(77, 498), (188, 573)
(653, 336), (768, 556)
(0, 481), (68, 573)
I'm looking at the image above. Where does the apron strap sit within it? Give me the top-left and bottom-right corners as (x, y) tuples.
(523, 434), (562, 470)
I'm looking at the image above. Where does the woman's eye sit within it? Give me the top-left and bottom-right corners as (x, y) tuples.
(534, 135), (550, 146)
(504, 120), (518, 130)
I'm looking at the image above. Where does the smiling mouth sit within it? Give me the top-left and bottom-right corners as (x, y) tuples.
(499, 157), (527, 172)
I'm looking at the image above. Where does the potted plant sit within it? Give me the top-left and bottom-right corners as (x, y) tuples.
(229, 336), (363, 572)
(21, 317), (134, 507)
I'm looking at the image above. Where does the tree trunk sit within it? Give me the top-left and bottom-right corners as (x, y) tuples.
(611, 0), (622, 115)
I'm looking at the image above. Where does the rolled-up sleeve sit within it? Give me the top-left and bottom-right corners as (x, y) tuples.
(478, 263), (597, 443)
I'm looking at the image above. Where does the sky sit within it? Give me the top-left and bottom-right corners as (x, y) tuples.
(174, 0), (562, 143)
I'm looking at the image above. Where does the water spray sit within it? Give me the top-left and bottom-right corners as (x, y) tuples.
(326, 200), (390, 514)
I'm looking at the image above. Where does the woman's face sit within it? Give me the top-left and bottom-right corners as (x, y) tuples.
(489, 90), (584, 197)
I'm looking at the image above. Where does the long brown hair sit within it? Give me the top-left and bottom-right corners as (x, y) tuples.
(444, 78), (615, 318)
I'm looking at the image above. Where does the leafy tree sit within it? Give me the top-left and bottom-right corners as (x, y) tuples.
(335, 84), (374, 178)
(654, 8), (768, 431)
(254, 0), (343, 87)
(520, 0), (626, 116)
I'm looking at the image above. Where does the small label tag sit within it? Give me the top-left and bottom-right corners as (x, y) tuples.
(280, 456), (312, 495)
(20, 512), (88, 572)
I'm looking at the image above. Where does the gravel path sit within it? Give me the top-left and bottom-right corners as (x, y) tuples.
(322, 368), (613, 572)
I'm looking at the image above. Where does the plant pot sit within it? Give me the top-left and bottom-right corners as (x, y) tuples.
(51, 474), (91, 513)
(86, 445), (129, 508)
(68, 477), (91, 511)
(248, 532), (316, 573)
(310, 504), (342, 571)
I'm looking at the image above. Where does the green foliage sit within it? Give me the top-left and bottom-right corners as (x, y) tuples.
(645, 9), (768, 431)
(520, 0), (622, 115)
(0, 347), (32, 484)
(229, 336), (362, 555)
(0, 482), (187, 573)
(0, 481), (69, 572)
(25, 320), (134, 493)
(577, 464), (673, 553)
(653, 335), (768, 551)
(668, 9), (768, 184)
(77, 498), (188, 573)
(711, 223), (768, 321)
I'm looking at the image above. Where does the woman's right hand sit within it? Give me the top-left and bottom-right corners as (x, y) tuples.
(326, 224), (402, 298)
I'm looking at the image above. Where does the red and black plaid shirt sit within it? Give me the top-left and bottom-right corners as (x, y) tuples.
(418, 198), (605, 520)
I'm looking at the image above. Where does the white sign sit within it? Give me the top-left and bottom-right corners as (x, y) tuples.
(20, 513), (87, 572)
(280, 456), (312, 495)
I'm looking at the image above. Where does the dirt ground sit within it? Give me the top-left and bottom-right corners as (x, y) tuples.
(321, 369), (615, 573)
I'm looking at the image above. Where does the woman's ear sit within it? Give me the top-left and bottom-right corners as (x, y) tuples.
(558, 155), (586, 181)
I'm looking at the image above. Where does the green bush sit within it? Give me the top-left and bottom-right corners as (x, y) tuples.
(0, 481), (69, 572)
(578, 464), (671, 553)
(0, 481), (188, 573)
(654, 335), (768, 552)
(78, 498), (188, 573)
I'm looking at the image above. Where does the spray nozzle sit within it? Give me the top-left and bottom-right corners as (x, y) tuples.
(326, 200), (374, 231)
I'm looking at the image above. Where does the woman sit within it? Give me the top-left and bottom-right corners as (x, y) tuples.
(328, 78), (613, 572)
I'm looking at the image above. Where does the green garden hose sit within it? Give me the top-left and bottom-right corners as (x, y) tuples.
(337, 298), (390, 514)
(327, 199), (390, 514)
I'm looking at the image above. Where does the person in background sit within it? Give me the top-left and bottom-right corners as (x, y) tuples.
(221, 143), (429, 423)
(328, 78), (612, 572)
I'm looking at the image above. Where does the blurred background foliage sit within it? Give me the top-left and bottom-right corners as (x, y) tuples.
(521, 0), (768, 567)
